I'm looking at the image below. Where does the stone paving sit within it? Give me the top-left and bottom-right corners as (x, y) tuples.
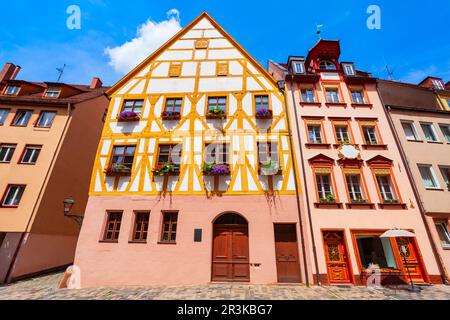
(0, 271), (449, 300)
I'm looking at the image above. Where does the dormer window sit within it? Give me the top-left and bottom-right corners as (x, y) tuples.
(44, 87), (61, 98)
(432, 79), (444, 90)
(293, 62), (305, 74)
(318, 60), (336, 71)
(342, 63), (355, 76)
(4, 85), (20, 96)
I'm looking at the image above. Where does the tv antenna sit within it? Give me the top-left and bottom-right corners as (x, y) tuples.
(56, 64), (66, 82)
(385, 64), (394, 80)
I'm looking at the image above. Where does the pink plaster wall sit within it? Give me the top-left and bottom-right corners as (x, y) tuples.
(75, 194), (304, 288)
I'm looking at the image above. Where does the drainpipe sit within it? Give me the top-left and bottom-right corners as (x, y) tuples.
(5, 103), (73, 283)
(286, 75), (321, 286)
(278, 80), (311, 286)
(379, 95), (449, 285)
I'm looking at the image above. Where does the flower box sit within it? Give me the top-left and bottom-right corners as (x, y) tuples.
(258, 161), (281, 176)
(206, 108), (226, 120)
(203, 163), (231, 176)
(319, 193), (336, 204)
(161, 111), (181, 120)
(105, 163), (132, 176)
(351, 198), (368, 204)
(383, 199), (399, 204)
(117, 111), (140, 122)
(255, 108), (273, 119)
(153, 163), (180, 176)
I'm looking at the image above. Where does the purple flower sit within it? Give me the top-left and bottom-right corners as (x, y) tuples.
(210, 164), (230, 175)
(256, 108), (272, 118)
(119, 111), (138, 118)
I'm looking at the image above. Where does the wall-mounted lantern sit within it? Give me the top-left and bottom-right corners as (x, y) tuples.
(63, 197), (83, 226)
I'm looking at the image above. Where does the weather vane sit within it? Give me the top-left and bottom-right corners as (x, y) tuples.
(316, 24), (324, 39)
(56, 64), (66, 82)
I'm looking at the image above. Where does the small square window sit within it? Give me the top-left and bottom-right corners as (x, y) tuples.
(351, 90), (365, 104)
(0, 109), (9, 125)
(12, 110), (33, 126)
(4, 85), (20, 96)
(293, 62), (305, 74)
(107, 145), (136, 174)
(20, 145), (42, 164)
(325, 89), (340, 103)
(343, 64), (355, 76)
(0, 144), (16, 163)
(44, 88), (60, 98)
(301, 88), (315, 103)
(36, 111), (56, 128)
(2, 185), (25, 207)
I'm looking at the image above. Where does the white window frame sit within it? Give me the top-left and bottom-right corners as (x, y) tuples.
(346, 174), (364, 201)
(420, 123), (440, 143)
(351, 90), (365, 104)
(301, 88), (315, 103)
(343, 64), (355, 76)
(435, 222), (450, 248)
(401, 121), (420, 141)
(293, 62), (305, 74)
(316, 173), (333, 199)
(439, 124), (450, 143)
(0, 144), (16, 163)
(318, 60), (336, 71)
(307, 125), (323, 144)
(20, 146), (42, 164)
(326, 89), (340, 103)
(439, 166), (450, 186)
(335, 125), (350, 144)
(44, 87), (60, 98)
(418, 164), (441, 189)
(376, 175), (396, 201)
(2, 185), (25, 207)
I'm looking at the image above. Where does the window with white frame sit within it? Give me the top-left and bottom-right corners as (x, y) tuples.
(421, 123), (439, 142)
(316, 173), (334, 200)
(351, 90), (365, 104)
(2, 185), (25, 207)
(435, 221), (450, 247)
(36, 111), (56, 128)
(401, 121), (420, 141)
(335, 125), (351, 144)
(376, 175), (397, 202)
(325, 88), (340, 103)
(4, 85), (20, 95)
(362, 126), (379, 145)
(0, 109), (9, 125)
(0, 144), (16, 163)
(20, 145), (42, 164)
(346, 174), (365, 202)
(343, 64), (355, 76)
(294, 62), (305, 74)
(307, 124), (323, 144)
(301, 88), (315, 103)
(439, 166), (450, 187)
(439, 124), (450, 143)
(44, 87), (60, 98)
(418, 165), (440, 189)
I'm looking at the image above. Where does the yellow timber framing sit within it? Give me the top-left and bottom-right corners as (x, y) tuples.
(90, 12), (300, 196)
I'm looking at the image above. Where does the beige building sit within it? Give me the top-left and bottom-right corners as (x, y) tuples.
(378, 79), (450, 283)
(0, 63), (109, 283)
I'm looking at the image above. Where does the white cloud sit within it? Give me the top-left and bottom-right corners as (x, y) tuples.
(105, 9), (182, 74)
(401, 65), (437, 84)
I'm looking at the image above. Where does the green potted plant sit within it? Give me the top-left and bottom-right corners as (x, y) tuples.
(383, 198), (399, 204)
(352, 196), (367, 204)
(105, 163), (131, 176)
(206, 106), (226, 120)
(153, 162), (179, 176)
(320, 193), (336, 204)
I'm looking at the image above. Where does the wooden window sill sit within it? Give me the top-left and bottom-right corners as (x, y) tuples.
(426, 141), (443, 144)
(99, 240), (119, 244)
(300, 102), (321, 107)
(325, 102), (348, 107)
(351, 103), (373, 108)
(314, 202), (343, 209)
(361, 144), (388, 150)
(345, 202), (376, 209)
(378, 203), (408, 209)
(305, 143), (331, 148)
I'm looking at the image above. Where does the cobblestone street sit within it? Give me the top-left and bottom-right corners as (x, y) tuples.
(0, 272), (450, 300)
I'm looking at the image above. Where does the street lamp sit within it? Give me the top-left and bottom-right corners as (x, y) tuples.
(63, 197), (83, 226)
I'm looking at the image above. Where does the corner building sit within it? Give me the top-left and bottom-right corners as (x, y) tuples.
(74, 13), (310, 287)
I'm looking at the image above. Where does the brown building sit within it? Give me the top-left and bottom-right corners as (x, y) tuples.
(0, 63), (109, 283)
(378, 78), (450, 283)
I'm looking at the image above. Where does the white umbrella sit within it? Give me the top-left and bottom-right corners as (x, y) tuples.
(380, 228), (416, 238)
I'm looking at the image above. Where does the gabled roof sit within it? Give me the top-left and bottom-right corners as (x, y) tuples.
(107, 11), (278, 96)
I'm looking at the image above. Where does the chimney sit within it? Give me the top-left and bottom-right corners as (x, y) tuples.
(90, 77), (103, 89)
(0, 63), (21, 82)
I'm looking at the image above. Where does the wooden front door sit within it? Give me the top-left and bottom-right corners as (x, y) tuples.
(212, 215), (250, 282)
(323, 231), (352, 284)
(274, 224), (301, 283)
(396, 237), (426, 283)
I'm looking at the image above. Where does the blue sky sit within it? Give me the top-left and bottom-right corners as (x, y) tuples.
(1, 0), (449, 86)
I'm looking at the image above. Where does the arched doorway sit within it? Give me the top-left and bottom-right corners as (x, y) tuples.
(211, 212), (250, 282)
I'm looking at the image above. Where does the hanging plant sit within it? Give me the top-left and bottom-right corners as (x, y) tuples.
(203, 163), (230, 176)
